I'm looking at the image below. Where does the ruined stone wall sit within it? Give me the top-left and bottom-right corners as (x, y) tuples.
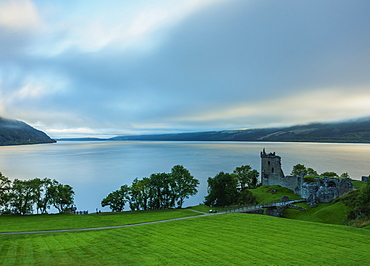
(260, 149), (354, 203)
(282, 175), (303, 194)
(293, 177), (353, 203)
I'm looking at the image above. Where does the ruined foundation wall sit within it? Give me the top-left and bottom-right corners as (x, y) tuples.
(282, 175), (303, 194)
(260, 149), (354, 203)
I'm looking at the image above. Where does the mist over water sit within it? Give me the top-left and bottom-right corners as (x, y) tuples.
(0, 141), (369, 213)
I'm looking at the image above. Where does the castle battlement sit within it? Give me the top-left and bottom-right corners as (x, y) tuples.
(260, 149), (353, 205)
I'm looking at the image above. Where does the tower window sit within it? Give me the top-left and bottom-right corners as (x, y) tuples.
(272, 167), (274, 173)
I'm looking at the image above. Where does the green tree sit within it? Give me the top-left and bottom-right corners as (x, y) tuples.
(35, 178), (54, 214)
(148, 173), (173, 209)
(101, 185), (130, 212)
(248, 169), (260, 189)
(128, 177), (151, 211)
(340, 172), (350, 178)
(321, 171), (338, 177)
(237, 188), (256, 205)
(306, 168), (318, 176)
(0, 173), (11, 213)
(204, 172), (238, 207)
(233, 165), (250, 190)
(9, 178), (43, 215)
(291, 164), (307, 176)
(170, 165), (199, 208)
(47, 182), (75, 213)
(232, 165), (260, 189)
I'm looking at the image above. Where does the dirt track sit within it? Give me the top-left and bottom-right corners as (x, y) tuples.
(0, 211), (223, 235)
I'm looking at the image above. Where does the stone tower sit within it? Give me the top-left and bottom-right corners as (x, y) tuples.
(260, 149), (285, 186)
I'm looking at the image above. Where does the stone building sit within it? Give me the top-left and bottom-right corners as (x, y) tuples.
(260, 149), (354, 204)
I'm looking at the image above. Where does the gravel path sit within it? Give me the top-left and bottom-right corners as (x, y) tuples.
(0, 211), (224, 235)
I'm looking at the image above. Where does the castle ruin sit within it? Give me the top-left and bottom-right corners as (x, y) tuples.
(260, 149), (354, 205)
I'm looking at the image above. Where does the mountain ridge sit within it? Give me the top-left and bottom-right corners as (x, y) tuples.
(0, 117), (56, 146)
(110, 118), (370, 143)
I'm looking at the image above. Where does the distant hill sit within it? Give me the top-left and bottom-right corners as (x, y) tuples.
(0, 117), (56, 146)
(111, 118), (370, 143)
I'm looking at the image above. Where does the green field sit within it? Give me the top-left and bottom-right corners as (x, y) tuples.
(1, 213), (369, 265)
(0, 209), (199, 233)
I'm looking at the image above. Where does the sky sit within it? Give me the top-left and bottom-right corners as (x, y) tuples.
(0, 0), (370, 138)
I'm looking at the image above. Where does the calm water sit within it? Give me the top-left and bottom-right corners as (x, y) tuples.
(0, 141), (369, 213)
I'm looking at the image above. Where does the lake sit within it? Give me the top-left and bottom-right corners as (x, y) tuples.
(0, 141), (369, 213)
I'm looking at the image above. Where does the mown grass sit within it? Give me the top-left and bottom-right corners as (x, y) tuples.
(351, 180), (366, 189)
(1, 214), (369, 265)
(188, 204), (221, 213)
(284, 201), (352, 225)
(0, 209), (200, 233)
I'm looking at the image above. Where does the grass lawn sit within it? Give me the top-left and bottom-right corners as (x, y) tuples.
(0, 209), (200, 233)
(251, 185), (303, 202)
(188, 205), (221, 213)
(0, 213), (369, 265)
(283, 201), (352, 225)
(351, 180), (366, 189)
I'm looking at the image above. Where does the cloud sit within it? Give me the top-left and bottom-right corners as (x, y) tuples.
(0, 0), (44, 60)
(173, 87), (370, 128)
(35, 0), (225, 54)
(0, 0), (42, 30)
(1, 0), (370, 138)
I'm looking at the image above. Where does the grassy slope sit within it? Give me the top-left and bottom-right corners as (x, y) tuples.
(283, 202), (352, 225)
(0, 209), (199, 233)
(351, 180), (366, 189)
(1, 214), (369, 265)
(251, 185), (303, 202)
(250, 185), (355, 226)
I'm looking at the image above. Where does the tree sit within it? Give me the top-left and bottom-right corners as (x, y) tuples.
(232, 165), (260, 189)
(9, 178), (42, 215)
(233, 165), (251, 190)
(128, 177), (151, 211)
(237, 188), (256, 205)
(170, 165), (199, 208)
(204, 172), (238, 207)
(148, 173), (173, 209)
(321, 171), (338, 177)
(47, 182), (75, 213)
(35, 178), (53, 214)
(291, 164), (307, 176)
(306, 168), (318, 176)
(340, 172), (350, 179)
(101, 185), (129, 212)
(126, 165), (199, 211)
(248, 169), (260, 189)
(0, 173), (11, 213)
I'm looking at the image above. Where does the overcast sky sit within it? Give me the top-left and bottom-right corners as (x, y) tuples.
(1, 0), (370, 138)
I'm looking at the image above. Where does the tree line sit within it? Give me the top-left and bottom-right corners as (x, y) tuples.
(0, 173), (74, 215)
(290, 164), (350, 179)
(101, 165), (200, 212)
(204, 165), (260, 207)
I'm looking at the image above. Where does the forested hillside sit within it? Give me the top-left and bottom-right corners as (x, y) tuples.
(0, 117), (56, 146)
(112, 118), (370, 143)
